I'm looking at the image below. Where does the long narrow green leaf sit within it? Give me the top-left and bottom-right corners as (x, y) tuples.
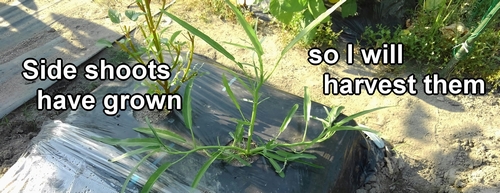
(192, 151), (222, 188)
(302, 87), (312, 141)
(282, 0), (347, 55)
(92, 137), (160, 147)
(145, 117), (170, 149)
(275, 150), (316, 161)
(182, 79), (195, 130)
(161, 10), (237, 62)
(223, 0), (263, 56)
(222, 74), (241, 110)
(110, 146), (160, 162)
(169, 30), (182, 45)
(317, 125), (379, 143)
(159, 26), (170, 37)
(292, 159), (324, 169)
(303, 87), (311, 123)
(316, 106), (344, 128)
(278, 104), (299, 134)
(229, 131), (236, 140)
(311, 116), (329, 128)
(329, 106), (344, 124)
(223, 41), (256, 51)
(234, 120), (245, 144)
(228, 153), (251, 166)
(141, 161), (175, 193)
(233, 74), (252, 93)
(334, 106), (391, 126)
(263, 152), (286, 162)
(257, 97), (270, 105)
(267, 158), (285, 178)
(120, 151), (157, 193)
(238, 62), (257, 68)
(253, 15), (259, 38)
(134, 127), (186, 143)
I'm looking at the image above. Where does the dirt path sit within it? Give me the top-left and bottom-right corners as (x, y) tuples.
(0, 0), (139, 118)
(0, 0), (131, 178)
(0, 0), (499, 192)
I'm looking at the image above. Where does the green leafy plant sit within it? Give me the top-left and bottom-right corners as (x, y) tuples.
(268, 0), (357, 44)
(362, 24), (396, 48)
(361, 0), (500, 89)
(279, 13), (342, 48)
(97, 0), (198, 96)
(94, 0), (389, 192)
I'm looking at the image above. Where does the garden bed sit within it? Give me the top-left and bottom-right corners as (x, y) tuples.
(1, 0), (500, 192)
(0, 55), (384, 192)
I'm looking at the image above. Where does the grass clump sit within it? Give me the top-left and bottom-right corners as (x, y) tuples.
(279, 12), (342, 48)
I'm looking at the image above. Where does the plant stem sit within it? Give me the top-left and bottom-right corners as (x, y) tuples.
(171, 145), (247, 155)
(181, 33), (195, 83)
(278, 141), (314, 148)
(143, 0), (164, 63)
(246, 84), (261, 154)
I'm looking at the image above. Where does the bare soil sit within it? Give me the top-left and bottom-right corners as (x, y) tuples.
(1, 0), (499, 193)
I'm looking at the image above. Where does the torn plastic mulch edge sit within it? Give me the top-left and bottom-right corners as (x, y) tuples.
(0, 55), (384, 193)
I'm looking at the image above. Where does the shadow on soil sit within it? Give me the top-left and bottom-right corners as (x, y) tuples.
(377, 102), (497, 193)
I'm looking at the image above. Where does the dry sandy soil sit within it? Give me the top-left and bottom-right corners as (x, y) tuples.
(1, 0), (499, 193)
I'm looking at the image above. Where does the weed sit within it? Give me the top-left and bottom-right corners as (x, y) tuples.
(361, 25), (407, 75)
(204, 0), (237, 21)
(0, 117), (10, 127)
(106, 48), (130, 65)
(310, 21), (342, 47)
(361, 0), (500, 88)
(22, 104), (35, 122)
(278, 13), (341, 49)
(23, 103), (41, 131)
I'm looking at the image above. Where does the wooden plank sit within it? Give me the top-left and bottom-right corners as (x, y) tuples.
(0, 0), (143, 118)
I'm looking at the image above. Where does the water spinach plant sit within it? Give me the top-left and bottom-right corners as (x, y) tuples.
(97, 0), (198, 96)
(94, 0), (388, 192)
